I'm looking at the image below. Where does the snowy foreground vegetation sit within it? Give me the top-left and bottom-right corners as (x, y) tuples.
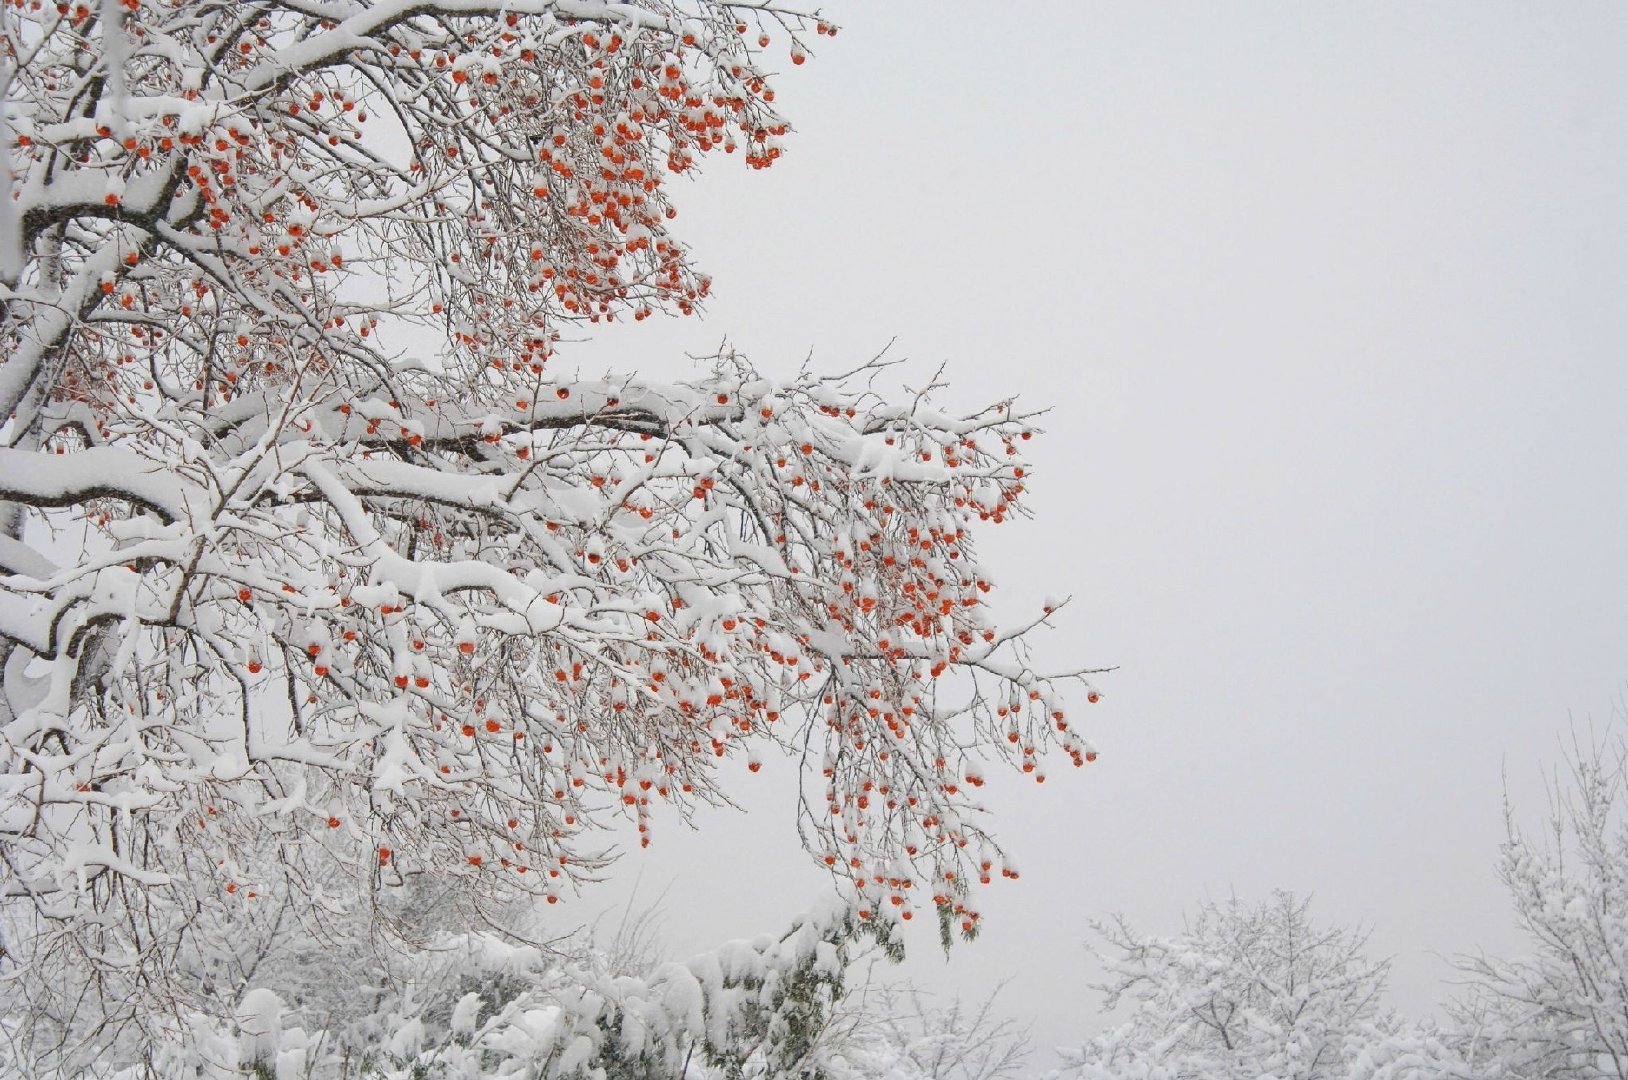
(5, 733), (1628, 1078)
(2, 0), (1625, 1075)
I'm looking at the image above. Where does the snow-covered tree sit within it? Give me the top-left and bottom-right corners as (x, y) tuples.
(833, 984), (1031, 1080)
(1452, 731), (1628, 1078)
(1057, 891), (1393, 1080)
(1340, 1020), (1474, 1080)
(0, 0), (1103, 1072)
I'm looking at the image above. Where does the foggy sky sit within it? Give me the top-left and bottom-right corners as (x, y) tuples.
(571, 3), (1628, 1063)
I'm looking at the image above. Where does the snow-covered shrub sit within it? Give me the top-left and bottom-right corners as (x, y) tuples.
(0, 893), (897, 1079)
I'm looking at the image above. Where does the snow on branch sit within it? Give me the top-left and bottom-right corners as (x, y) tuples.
(0, 0), (1100, 1069)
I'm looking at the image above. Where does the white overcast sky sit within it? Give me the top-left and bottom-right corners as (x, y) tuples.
(571, 2), (1628, 1062)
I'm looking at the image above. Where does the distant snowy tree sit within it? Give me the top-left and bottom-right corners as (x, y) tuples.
(1452, 731), (1628, 1078)
(1057, 891), (1392, 1080)
(0, 0), (1104, 1072)
(833, 984), (1031, 1080)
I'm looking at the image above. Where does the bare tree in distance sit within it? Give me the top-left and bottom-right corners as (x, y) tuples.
(1057, 891), (1394, 1080)
(1453, 724), (1628, 1078)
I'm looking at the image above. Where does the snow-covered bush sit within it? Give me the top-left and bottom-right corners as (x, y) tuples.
(1, 894), (893, 1079)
